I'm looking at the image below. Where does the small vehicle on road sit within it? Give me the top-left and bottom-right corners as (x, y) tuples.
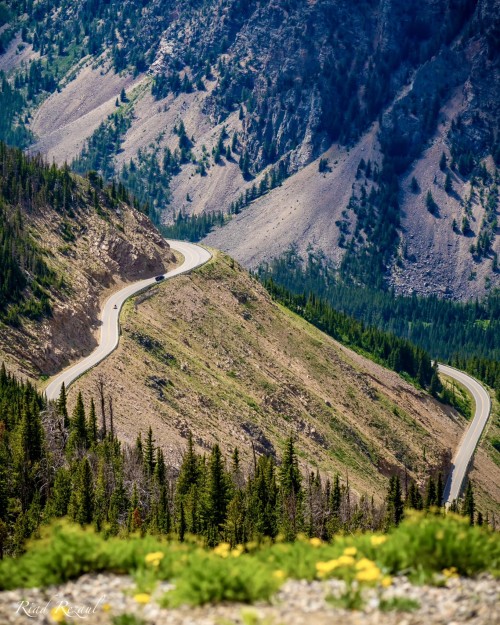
(113, 304), (117, 309)
(155, 275), (165, 282)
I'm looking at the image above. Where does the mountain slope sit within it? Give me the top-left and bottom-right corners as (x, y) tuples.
(0, 144), (175, 378)
(1, 0), (498, 298)
(64, 251), (500, 510)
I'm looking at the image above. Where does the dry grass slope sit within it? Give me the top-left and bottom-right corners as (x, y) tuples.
(67, 252), (500, 510)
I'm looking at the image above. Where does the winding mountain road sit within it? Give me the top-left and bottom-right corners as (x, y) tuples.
(438, 364), (492, 506)
(44, 240), (211, 402)
(44, 240), (491, 505)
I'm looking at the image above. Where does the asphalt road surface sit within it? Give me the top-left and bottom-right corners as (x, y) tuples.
(44, 241), (491, 507)
(439, 363), (492, 506)
(45, 240), (211, 402)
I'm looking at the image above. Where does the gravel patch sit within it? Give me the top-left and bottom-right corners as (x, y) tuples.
(0, 573), (498, 625)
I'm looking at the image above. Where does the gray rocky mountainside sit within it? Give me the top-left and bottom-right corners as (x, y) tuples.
(1, 0), (499, 298)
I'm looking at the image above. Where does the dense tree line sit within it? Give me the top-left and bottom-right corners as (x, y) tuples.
(0, 365), (484, 558)
(257, 249), (500, 397)
(161, 210), (225, 242)
(0, 142), (75, 322)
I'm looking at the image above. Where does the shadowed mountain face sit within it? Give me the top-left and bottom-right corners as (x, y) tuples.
(1, 0), (499, 297)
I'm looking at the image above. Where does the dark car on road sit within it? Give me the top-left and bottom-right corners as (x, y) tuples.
(155, 275), (165, 282)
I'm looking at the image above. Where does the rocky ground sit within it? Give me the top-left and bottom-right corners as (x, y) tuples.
(0, 573), (497, 625)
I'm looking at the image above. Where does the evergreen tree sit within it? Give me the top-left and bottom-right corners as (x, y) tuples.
(87, 398), (97, 446)
(248, 455), (278, 539)
(57, 382), (70, 428)
(48, 468), (72, 517)
(429, 363), (443, 397)
(462, 480), (475, 525)
(407, 480), (423, 510)
(177, 433), (200, 496)
(68, 392), (88, 451)
(436, 473), (444, 506)
(425, 476), (437, 508)
(386, 475), (404, 527)
(73, 458), (94, 525)
(439, 152), (447, 171)
(203, 444), (230, 546)
(143, 426), (155, 478)
(279, 438), (303, 540)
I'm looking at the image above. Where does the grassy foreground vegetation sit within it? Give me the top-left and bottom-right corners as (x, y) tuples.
(0, 512), (497, 606)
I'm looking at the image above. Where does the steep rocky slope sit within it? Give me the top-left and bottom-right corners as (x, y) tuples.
(0, 150), (175, 378)
(1, 0), (498, 299)
(65, 252), (500, 511)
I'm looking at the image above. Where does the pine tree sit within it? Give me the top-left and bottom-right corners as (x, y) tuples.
(279, 437), (303, 540)
(429, 363), (442, 397)
(439, 152), (447, 171)
(177, 433), (199, 496)
(87, 398), (97, 445)
(48, 467), (72, 517)
(425, 476), (437, 508)
(462, 480), (475, 525)
(143, 426), (155, 478)
(407, 480), (423, 510)
(157, 485), (171, 534)
(178, 500), (186, 542)
(436, 473), (444, 506)
(73, 458), (94, 525)
(154, 447), (166, 485)
(203, 444), (230, 546)
(248, 455), (277, 539)
(93, 461), (107, 532)
(57, 382), (69, 428)
(445, 173), (452, 194)
(68, 392), (88, 451)
(386, 475), (404, 527)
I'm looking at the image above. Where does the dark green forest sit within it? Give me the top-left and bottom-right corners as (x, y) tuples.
(0, 142), (71, 322)
(0, 364), (479, 559)
(257, 250), (500, 397)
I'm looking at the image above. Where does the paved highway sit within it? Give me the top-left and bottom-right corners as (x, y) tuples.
(45, 240), (211, 402)
(44, 240), (491, 507)
(439, 363), (492, 506)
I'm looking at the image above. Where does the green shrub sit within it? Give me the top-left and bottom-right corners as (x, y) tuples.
(162, 551), (281, 607)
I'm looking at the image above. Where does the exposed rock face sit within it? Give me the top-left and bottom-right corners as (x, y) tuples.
(0, 184), (174, 378)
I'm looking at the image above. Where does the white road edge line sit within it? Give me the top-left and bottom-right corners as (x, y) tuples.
(44, 240), (212, 402)
(438, 363), (492, 506)
(43, 243), (491, 508)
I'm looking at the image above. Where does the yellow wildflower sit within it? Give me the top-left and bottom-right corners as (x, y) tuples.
(370, 535), (387, 547)
(343, 546), (357, 556)
(336, 554), (356, 566)
(231, 545), (244, 558)
(133, 593), (151, 604)
(355, 557), (376, 571)
(442, 567), (459, 579)
(273, 569), (286, 579)
(316, 559), (340, 576)
(355, 565), (382, 583)
(309, 537), (322, 547)
(381, 575), (393, 588)
(145, 551), (165, 567)
(213, 542), (231, 558)
(50, 606), (68, 623)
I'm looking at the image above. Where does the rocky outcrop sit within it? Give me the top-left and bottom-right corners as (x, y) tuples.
(0, 183), (175, 378)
